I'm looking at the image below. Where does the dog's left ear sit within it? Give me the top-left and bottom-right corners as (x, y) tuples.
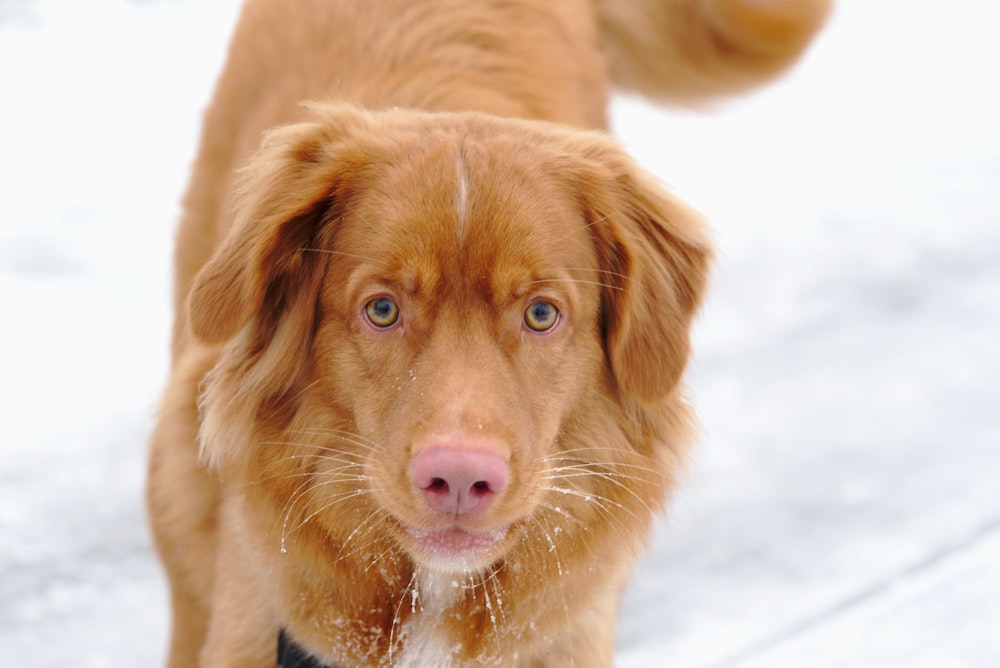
(581, 150), (712, 403)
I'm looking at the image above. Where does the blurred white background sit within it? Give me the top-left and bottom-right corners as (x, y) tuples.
(2, 1), (998, 666)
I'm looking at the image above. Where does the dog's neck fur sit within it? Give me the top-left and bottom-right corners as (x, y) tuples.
(280, 570), (468, 668)
(392, 570), (465, 668)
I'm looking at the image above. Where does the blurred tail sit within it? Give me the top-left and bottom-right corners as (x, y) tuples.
(594, 0), (833, 104)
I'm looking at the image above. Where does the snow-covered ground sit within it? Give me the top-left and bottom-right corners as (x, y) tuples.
(2, 1), (998, 666)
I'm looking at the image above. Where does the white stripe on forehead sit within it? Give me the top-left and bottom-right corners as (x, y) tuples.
(455, 146), (469, 245)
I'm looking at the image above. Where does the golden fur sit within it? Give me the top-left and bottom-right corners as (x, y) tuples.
(147, 1), (829, 666)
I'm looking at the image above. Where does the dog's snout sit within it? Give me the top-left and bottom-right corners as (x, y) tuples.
(410, 446), (509, 516)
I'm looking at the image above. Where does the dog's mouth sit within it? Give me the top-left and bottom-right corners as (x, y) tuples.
(404, 524), (511, 572)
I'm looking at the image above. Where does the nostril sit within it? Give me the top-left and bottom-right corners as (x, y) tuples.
(429, 478), (448, 492)
(471, 480), (491, 495)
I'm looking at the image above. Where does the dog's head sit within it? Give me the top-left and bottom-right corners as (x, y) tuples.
(189, 104), (710, 576)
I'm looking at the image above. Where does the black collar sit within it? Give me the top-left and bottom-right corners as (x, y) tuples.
(278, 629), (331, 668)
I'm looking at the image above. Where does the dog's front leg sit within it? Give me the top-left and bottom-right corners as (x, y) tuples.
(200, 491), (278, 667)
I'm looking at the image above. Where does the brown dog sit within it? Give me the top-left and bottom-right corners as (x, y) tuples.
(147, 1), (830, 666)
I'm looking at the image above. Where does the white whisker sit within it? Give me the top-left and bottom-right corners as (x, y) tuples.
(389, 571), (418, 665)
(562, 266), (630, 281)
(529, 278), (624, 291)
(542, 466), (659, 517)
(281, 478), (377, 548)
(479, 569), (503, 660)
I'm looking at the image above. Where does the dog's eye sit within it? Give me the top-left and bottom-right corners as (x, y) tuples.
(524, 300), (559, 332)
(364, 297), (400, 328)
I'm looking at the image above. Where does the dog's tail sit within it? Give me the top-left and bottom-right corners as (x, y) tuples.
(594, 0), (833, 104)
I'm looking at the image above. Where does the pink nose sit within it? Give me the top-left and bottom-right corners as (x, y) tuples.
(410, 447), (509, 516)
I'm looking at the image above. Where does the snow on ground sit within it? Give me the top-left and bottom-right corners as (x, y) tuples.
(1, 1), (998, 666)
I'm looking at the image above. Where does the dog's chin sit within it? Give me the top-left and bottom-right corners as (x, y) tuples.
(403, 525), (512, 574)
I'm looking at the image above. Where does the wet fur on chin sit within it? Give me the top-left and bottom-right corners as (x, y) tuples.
(146, 0), (830, 665)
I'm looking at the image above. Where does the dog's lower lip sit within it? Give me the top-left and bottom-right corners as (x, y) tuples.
(406, 525), (509, 558)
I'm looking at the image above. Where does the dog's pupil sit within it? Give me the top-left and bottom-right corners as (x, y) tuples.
(530, 302), (553, 326)
(368, 298), (397, 324)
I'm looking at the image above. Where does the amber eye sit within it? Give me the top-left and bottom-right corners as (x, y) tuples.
(524, 300), (559, 332)
(364, 297), (400, 328)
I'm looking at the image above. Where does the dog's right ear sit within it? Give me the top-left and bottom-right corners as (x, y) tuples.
(188, 104), (370, 344)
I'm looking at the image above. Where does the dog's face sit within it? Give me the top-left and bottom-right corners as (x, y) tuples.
(189, 105), (709, 577)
